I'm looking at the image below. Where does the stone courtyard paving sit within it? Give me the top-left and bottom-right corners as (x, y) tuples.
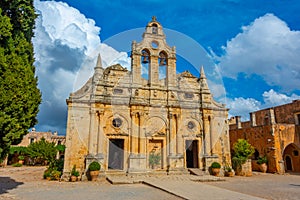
(1, 166), (300, 200)
(0, 166), (181, 200)
(206, 172), (300, 200)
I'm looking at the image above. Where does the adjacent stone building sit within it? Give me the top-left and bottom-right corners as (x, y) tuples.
(18, 128), (66, 147)
(229, 100), (300, 173)
(63, 17), (230, 177)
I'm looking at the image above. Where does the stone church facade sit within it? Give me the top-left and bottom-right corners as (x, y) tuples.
(63, 17), (231, 178)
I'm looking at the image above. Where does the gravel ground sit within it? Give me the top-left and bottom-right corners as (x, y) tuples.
(205, 172), (300, 200)
(0, 166), (182, 200)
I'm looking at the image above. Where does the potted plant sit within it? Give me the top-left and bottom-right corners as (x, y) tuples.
(88, 161), (101, 181)
(70, 165), (80, 182)
(257, 156), (268, 173)
(231, 139), (254, 176)
(18, 155), (25, 165)
(211, 162), (221, 176)
(224, 164), (234, 177)
(149, 152), (161, 169)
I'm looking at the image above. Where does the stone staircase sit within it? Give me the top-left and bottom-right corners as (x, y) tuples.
(188, 168), (209, 176)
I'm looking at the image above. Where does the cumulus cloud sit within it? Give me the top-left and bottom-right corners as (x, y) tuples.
(33, 0), (130, 134)
(262, 89), (300, 108)
(227, 89), (300, 120)
(217, 13), (300, 92)
(226, 97), (261, 120)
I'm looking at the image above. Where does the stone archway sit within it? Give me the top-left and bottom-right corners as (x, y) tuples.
(283, 143), (300, 172)
(285, 155), (292, 171)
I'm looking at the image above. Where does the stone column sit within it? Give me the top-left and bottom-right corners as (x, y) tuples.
(203, 115), (211, 156)
(210, 116), (215, 155)
(130, 111), (138, 154)
(168, 112), (175, 156)
(175, 114), (180, 155)
(139, 112), (146, 155)
(97, 110), (104, 155)
(149, 55), (159, 86)
(88, 108), (98, 155)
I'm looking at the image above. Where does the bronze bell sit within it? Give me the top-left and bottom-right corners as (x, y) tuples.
(159, 58), (166, 66)
(142, 56), (149, 64)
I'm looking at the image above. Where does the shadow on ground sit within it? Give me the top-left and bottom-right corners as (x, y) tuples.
(0, 177), (23, 195)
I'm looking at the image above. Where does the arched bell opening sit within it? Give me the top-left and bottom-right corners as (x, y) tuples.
(141, 49), (150, 80)
(158, 51), (167, 80)
(152, 23), (158, 34)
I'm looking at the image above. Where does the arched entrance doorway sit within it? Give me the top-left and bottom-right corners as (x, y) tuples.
(283, 143), (300, 172)
(285, 155), (292, 171)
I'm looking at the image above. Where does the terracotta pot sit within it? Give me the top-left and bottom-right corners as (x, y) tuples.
(212, 168), (220, 176)
(225, 171), (234, 177)
(18, 160), (24, 165)
(70, 175), (77, 182)
(89, 170), (99, 181)
(259, 163), (267, 173)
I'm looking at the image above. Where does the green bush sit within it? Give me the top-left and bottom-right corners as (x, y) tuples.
(257, 156), (268, 165)
(232, 139), (255, 171)
(9, 146), (27, 155)
(149, 152), (161, 167)
(50, 170), (61, 180)
(233, 139), (255, 159)
(26, 138), (57, 165)
(88, 161), (100, 171)
(211, 162), (221, 169)
(12, 163), (22, 167)
(43, 169), (61, 180)
(71, 165), (80, 177)
(43, 169), (51, 179)
(18, 155), (25, 160)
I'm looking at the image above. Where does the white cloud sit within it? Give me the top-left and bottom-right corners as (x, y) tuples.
(33, 0), (130, 134)
(262, 89), (300, 108)
(226, 97), (261, 120)
(227, 89), (300, 120)
(218, 13), (300, 92)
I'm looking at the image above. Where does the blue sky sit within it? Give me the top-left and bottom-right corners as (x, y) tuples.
(33, 0), (300, 134)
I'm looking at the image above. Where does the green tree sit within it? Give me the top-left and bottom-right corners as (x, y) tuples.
(0, 0), (37, 42)
(0, 1), (41, 160)
(26, 138), (57, 165)
(231, 139), (255, 171)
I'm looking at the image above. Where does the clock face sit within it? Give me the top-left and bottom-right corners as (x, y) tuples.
(151, 41), (159, 48)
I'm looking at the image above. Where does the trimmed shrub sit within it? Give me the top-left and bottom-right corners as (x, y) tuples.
(211, 162), (221, 169)
(88, 161), (100, 171)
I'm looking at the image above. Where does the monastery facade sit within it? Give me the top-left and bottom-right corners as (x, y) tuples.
(63, 17), (231, 178)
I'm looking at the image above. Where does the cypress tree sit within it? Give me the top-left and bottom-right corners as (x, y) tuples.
(0, 0), (41, 160)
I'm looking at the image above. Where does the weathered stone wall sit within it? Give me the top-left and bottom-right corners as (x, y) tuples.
(230, 100), (300, 173)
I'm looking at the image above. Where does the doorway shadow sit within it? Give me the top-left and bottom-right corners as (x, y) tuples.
(0, 177), (23, 195)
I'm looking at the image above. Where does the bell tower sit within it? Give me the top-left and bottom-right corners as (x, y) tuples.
(131, 16), (176, 88)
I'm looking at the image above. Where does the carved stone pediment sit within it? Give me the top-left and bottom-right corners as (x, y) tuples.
(146, 132), (166, 137)
(179, 70), (196, 78)
(104, 64), (128, 73)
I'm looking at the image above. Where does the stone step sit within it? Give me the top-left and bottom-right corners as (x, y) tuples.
(188, 168), (209, 176)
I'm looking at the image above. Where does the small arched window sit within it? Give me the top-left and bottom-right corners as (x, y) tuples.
(152, 24), (158, 34)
